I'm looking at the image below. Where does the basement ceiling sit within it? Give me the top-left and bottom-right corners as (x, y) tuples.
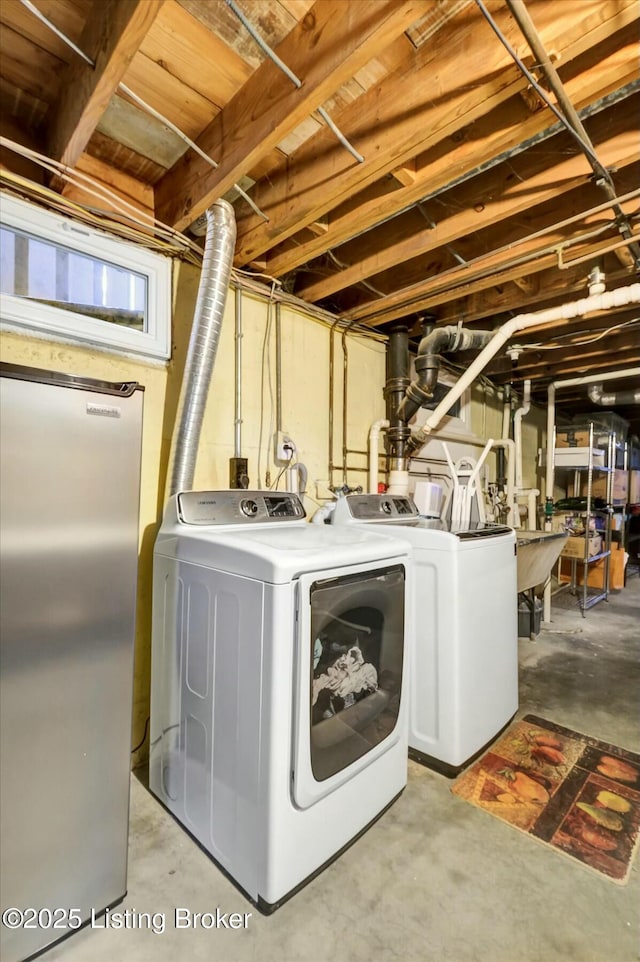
(1, 0), (638, 434)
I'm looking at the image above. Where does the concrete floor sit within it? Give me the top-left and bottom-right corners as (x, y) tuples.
(43, 578), (639, 962)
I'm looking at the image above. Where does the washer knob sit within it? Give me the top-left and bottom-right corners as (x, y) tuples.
(381, 499), (393, 514)
(240, 498), (258, 517)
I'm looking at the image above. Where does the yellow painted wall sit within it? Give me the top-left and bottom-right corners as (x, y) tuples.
(0, 260), (386, 764)
(2, 247), (560, 765)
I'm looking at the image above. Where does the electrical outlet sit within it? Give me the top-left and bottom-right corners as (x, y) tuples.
(274, 431), (296, 463)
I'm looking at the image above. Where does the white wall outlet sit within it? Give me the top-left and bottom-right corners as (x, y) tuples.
(274, 431), (296, 463)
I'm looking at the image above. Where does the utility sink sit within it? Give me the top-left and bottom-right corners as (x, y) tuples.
(516, 530), (568, 593)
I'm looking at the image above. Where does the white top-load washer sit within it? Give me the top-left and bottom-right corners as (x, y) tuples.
(330, 494), (518, 775)
(149, 490), (412, 912)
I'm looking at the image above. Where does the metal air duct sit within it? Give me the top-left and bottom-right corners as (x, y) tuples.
(588, 383), (640, 406)
(166, 200), (237, 499)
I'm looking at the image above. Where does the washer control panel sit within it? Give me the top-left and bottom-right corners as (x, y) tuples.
(336, 494), (420, 522)
(177, 490), (306, 525)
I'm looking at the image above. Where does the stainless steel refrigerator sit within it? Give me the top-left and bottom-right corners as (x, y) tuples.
(0, 363), (144, 962)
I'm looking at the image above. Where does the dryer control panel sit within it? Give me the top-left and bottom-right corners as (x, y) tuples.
(177, 490), (306, 525)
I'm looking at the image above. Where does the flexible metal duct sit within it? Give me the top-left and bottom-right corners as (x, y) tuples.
(166, 200), (236, 499)
(587, 383), (640, 406)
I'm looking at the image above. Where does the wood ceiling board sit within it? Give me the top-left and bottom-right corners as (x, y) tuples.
(123, 51), (218, 137)
(156, 0), (432, 232)
(0, 76), (48, 133)
(47, 0), (166, 169)
(0, 23), (66, 105)
(61, 151), (154, 218)
(297, 115), (639, 302)
(177, 0), (295, 70)
(86, 130), (167, 185)
(0, 0), (80, 61)
(141, 0), (252, 108)
(267, 20), (639, 276)
(278, 0), (315, 18)
(239, 0), (634, 268)
(96, 94), (187, 169)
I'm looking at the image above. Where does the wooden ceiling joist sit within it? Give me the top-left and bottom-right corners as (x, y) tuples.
(268, 18), (639, 279)
(47, 0), (166, 170)
(154, 0), (432, 232)
(296, 118), (638, 302)
(232, 0), (637, 267)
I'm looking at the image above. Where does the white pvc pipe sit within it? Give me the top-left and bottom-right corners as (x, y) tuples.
(513, 379), (531, 492)
(387, 469), (410, 496)
(368, 419), (389, 493)
(416, 284), (640, 441)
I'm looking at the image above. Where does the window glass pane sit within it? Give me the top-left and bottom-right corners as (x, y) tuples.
(1, 226), (147, 331)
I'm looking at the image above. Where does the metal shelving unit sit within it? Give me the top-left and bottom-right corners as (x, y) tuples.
(556, 422), (614, 616)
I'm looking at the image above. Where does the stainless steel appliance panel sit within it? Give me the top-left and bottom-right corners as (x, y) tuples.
(0, 364), (143, 962)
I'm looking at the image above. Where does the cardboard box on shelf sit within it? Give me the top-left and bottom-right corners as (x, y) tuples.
(630, 470), (640, 505)
(558, 543), (627, 591)
(560, 533), (603, 559)
(555, 430), (592, 448)
(569, 470), (629, 504)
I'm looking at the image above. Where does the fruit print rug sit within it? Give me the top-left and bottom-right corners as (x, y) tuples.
(451, 714), (640, 884)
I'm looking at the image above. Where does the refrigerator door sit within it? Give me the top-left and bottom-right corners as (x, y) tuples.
(0, 363), (143, 962)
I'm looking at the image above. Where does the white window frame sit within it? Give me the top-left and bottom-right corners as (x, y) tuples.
(0, 193), (171, 360)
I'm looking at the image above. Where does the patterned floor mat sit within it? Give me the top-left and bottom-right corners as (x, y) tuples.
(451, 715), (640, 883)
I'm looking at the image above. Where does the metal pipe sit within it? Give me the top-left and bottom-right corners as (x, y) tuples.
(224, 0), (363, 163)
(342, 320), (359, 485)
(588, 382), (640, 406)
(543, 368), (640, 621)
(165, 200), (236, 499)
(328, 318), (342, 487)
(384, 326), (411, 473)
(275, 301), (283, 433)
(234, 285), (243, 458)
(501, 0), (640, 268)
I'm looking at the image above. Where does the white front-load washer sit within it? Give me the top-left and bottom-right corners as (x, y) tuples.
(330, 494), (518, 775)
(149, 490), (412, 912)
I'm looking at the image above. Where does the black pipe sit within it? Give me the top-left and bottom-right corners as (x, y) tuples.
(397, 326), (494, 422)
(384, 326), (411, 466)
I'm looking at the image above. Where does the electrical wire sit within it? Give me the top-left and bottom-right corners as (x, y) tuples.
(523, 317), (640, 350)
(18, 0), (269, 223)
(224, 0), (364, 163)
(130, 716), (150, 755)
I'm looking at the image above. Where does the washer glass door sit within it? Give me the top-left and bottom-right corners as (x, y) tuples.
(292, 563), (405, 808)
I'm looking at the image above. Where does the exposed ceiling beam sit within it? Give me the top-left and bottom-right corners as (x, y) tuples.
(485, 332), (640, 378)
(47, 0), (166, 169)
(233, 0), (638, 266)
(268, 18), (639, 277)
(432, 264), (635, 327)
(345, 211), (640, 326)
(491, 353), (640, 383)
(155, 0), (432, 231)
(297, 120), (637, 302)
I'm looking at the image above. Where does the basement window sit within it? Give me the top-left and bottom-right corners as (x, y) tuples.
(0, 194), (171, 359)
